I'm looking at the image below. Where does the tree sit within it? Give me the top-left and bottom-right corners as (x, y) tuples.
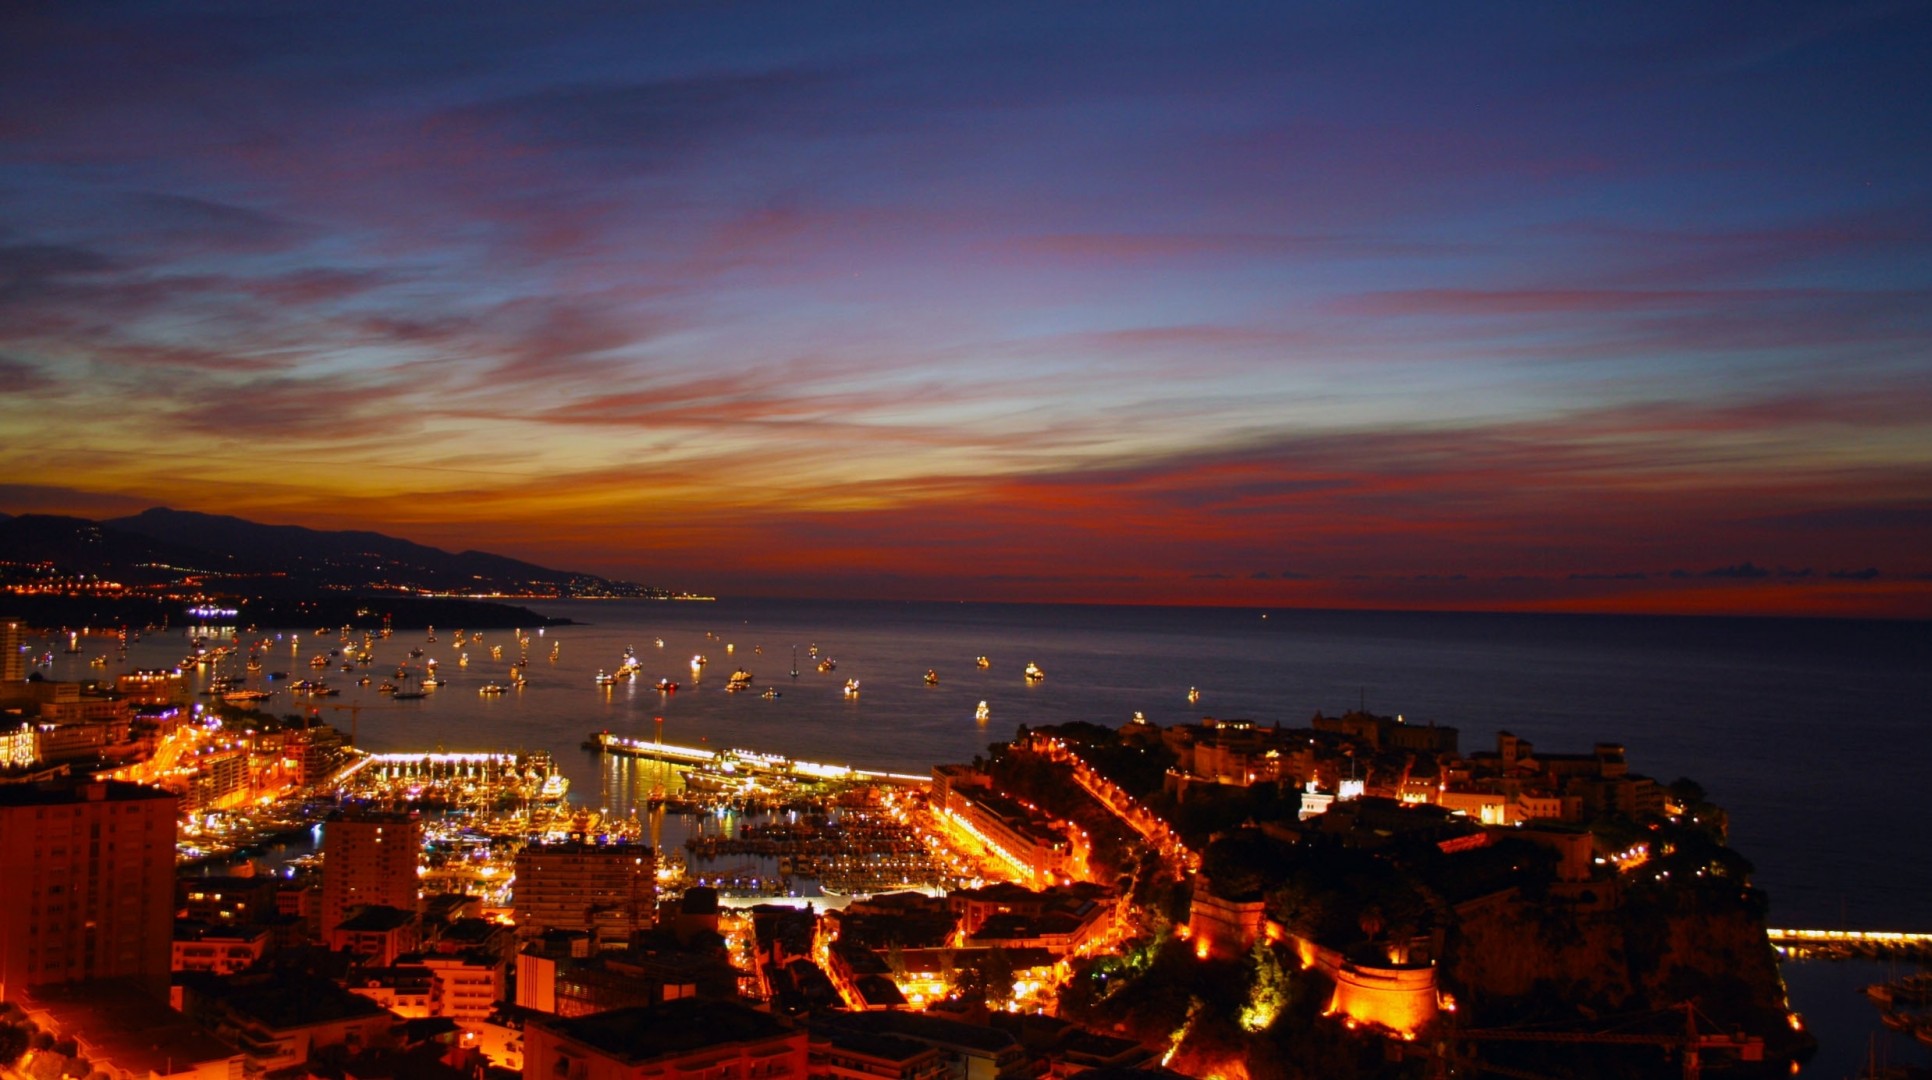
(983, 947), (1017, 1009)
(0, 1025), (29, 1067)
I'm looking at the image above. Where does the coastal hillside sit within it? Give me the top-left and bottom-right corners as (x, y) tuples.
(0, 508), (697, 628)
(0, 508), (670, 599)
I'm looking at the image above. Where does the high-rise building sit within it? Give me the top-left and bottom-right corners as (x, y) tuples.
(320, 810), (422, 936)
(0, 780), (177, 1001)
(2, 617), (25, 684)
(514, 841), (656, 947)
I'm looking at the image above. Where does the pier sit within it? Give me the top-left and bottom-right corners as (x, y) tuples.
(584, 730), (931, 787)
(1767, 928), (1932, 961)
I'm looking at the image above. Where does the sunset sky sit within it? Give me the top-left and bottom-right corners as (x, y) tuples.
(3, 3), (1929, 615)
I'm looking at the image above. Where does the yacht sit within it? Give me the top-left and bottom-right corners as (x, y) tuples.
(975, 701), (990, 723)
(1023, 662), (1045, 681)
(843, 679), (861, 698)
(924, 669), (940, 685)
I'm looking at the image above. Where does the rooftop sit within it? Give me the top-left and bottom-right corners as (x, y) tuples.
(198, 973), (392, 1030)
(21, 980), (239, 1076)
(338, 905), (419, 933)
(538, 999), (794, 1062)
(0, 778), (174, 807)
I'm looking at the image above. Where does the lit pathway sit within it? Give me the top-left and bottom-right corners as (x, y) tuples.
(1027, 734), (1201, 876)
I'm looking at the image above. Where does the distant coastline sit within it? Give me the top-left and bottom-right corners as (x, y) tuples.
(1, 593), (574, 631)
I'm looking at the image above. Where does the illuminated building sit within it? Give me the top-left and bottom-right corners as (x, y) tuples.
(177, 972), (397, 1076)
(824, 940), (907, 1010)
(0, 780), (176, 1002)
(424, 949), (506, 1021)
(281, 724), (349, 787)
(183, 748), (248, 811)
(811, 1012), (1028, 1080)
(950, 882), (1114, 957)
(0, 721), (37, 767)
(116, 668), (186, 706)
(810, 1027), (946, 1080)
(320, 809), (422, 936)
(513, 840), (656, 948)
(13, 981), (243, 1080)
(171, 920), (272, 975)
(328, 905), (422, 966)
(928, 773), (1074, 889)
(343, 964), (433, 1018)
(2, 617), (23, 683)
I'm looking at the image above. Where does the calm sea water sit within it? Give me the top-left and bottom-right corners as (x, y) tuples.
(42, 598), (1931, 1076)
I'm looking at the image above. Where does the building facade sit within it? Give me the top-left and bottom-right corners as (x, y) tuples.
(0, 780), (176, 1001)
(320, 810), (422, 936)
(513, 840), (657, 947)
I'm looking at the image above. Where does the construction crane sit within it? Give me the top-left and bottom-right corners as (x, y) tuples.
(309, 701), (403, 746)
(1444, 1003), (1765, 1080)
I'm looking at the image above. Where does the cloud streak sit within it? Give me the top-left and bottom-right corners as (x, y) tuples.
(0, 3), (1928, 615)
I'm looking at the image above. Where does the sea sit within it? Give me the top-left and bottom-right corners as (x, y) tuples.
(36, 598), (1932, 1077)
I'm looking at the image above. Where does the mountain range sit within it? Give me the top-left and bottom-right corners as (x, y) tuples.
(0, 507), (669, 600)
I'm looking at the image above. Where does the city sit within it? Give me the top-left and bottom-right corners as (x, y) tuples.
(2, 4), (1930, 1078)
(7, 613), (1914, 1080)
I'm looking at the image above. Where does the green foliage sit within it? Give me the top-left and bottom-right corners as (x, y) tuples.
(1240, 940), (1294, 1032)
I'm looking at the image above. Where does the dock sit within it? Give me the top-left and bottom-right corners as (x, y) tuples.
(1768, 928), (1932, 961)
(584, 730), (931, 787)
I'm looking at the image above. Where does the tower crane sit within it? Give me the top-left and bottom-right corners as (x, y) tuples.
(309, 700), (403, 746)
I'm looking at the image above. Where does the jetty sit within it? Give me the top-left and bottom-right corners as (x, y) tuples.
(1767, 927), (1932, 961)
(583, 730), (931, 787)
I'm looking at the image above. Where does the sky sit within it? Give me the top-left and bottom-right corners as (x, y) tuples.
(2, 2), (1930, 616)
